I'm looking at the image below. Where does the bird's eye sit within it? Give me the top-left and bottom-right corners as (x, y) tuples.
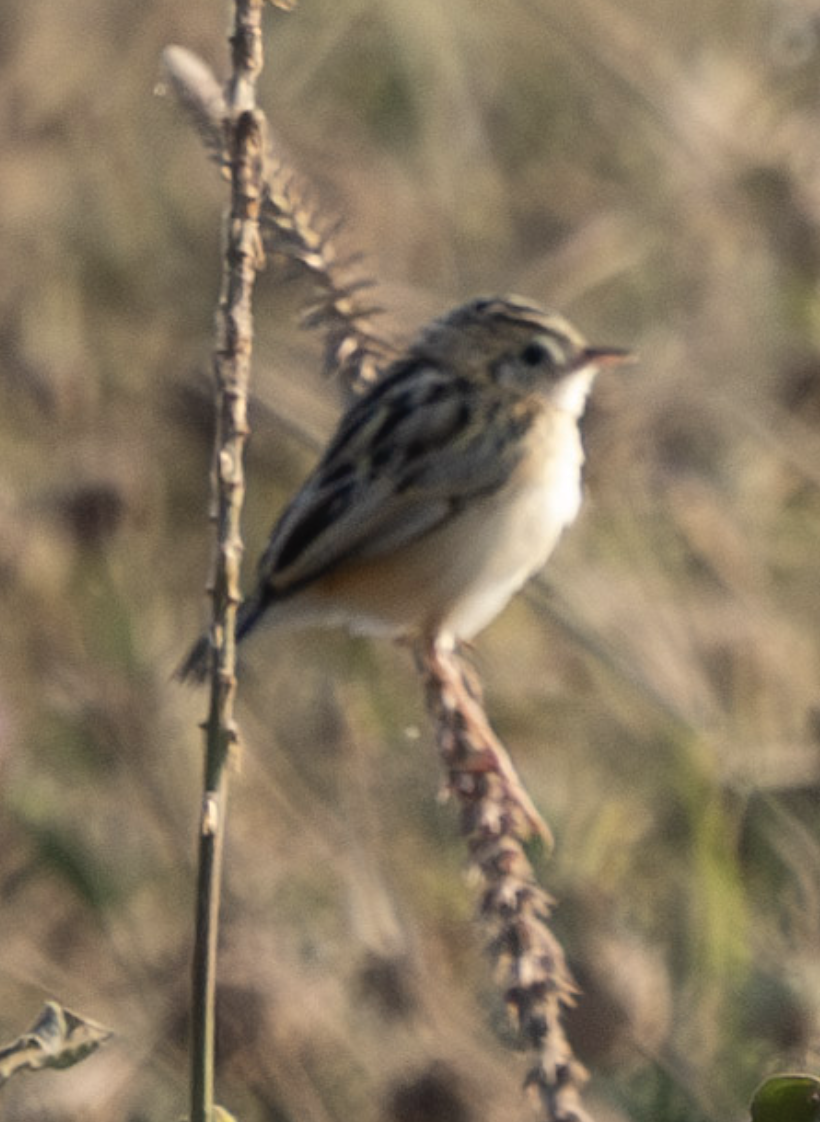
(520, 340), (552, 367)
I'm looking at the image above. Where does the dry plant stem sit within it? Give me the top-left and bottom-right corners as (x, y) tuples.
(190, 5), (266, 1122)
(161, 44), (395, 395)
(419, 644), (595, 1122)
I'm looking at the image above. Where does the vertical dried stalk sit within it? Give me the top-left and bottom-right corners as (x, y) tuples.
(189, 5), (266, 1122)
(419, 644), (595, 1122)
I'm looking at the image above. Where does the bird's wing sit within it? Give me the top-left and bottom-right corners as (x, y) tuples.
(257, 362), (538, 596)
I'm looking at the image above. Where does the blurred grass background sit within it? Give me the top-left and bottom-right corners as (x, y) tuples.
(2, 0), (820, 1119)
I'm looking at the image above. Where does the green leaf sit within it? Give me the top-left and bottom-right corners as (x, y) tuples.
(0, 1001), (112, 1086)
(751, 1075), (820, 1122)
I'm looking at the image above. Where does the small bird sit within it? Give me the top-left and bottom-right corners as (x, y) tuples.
(179, 295), (630, 681)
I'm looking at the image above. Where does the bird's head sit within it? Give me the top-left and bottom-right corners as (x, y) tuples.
(414, 295), (633, 416)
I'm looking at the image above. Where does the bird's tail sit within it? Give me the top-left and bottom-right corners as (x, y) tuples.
(176, 590), (267, 684)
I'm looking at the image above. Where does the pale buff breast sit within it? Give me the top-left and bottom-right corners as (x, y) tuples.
(266, 406), (585, 644)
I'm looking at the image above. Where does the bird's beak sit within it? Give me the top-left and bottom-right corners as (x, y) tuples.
(581, 346), (636, 369)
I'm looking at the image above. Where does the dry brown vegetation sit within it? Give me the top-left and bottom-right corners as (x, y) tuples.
(2, 1), (820, 1119)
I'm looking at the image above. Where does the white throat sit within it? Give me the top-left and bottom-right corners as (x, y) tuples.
(550, 367), (597, 417)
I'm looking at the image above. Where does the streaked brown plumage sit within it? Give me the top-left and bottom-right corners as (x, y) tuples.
(180, 295), (630, 681)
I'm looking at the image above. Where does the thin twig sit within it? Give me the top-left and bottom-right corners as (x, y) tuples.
(189, 5), (267, 1122)
(419, 644), (595, 1122)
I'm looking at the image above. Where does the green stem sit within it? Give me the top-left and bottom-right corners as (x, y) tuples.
(190, 774), (228, 1120)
